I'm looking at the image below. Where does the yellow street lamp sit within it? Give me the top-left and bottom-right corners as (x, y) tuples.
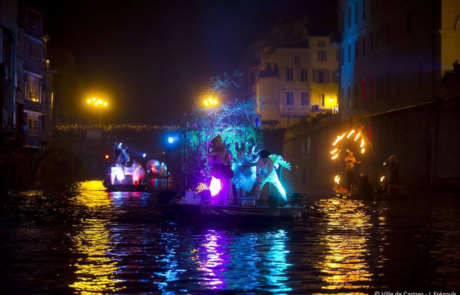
(202, 96), (219, 108)
(87, 97), (108, 126)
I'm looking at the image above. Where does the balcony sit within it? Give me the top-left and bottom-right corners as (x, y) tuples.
(279, 105), (311, 116)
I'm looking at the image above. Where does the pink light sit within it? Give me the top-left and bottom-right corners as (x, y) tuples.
(209, 177), (222, 197)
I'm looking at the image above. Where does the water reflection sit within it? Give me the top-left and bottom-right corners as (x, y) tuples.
(317, 198), (373, 293)
(68, 181), (124, 294)
(194, 230), (228, 289)
(262, 230), (292, 293)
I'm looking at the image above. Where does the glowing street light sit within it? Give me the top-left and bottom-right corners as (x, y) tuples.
(86, 97), (109, 126)
(203, 96), (219, 108)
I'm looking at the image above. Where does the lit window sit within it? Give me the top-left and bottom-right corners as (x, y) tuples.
(26, 74), (41, 102)
(319, 93), (325, 107)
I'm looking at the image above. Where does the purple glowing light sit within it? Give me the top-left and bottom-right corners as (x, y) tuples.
(209, 177), (222, 197)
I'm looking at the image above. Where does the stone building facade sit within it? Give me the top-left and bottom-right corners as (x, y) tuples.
(283, 0), (460, 193)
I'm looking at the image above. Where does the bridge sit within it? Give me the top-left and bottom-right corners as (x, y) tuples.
(33, 126), (179, 184)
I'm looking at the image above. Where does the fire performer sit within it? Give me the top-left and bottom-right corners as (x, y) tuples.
(345, 150), (360, 191)
(254, 150), (287, 202)
(209, 135), (234, 205)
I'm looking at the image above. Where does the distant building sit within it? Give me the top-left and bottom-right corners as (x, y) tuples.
(241, 16), (339, 128)
(283, 0), (460, 193)
(47, 49), (83, 125)
(0, 0), (18, 137)
(16, 5), (55, 148)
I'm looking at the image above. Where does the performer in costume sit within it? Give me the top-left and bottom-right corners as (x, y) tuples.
(209, 135), (234, 205)
(254, 150), (288, 202)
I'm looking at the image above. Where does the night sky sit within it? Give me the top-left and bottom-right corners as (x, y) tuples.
(27, 0), (336, 125)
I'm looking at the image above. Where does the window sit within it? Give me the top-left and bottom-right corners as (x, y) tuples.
(363, 0), (366, 20)
(348, 5), (352, 28)
(340, 87), (344, 110)
(370, 78), (374, 102)
(317, 71), (325, 83)
(301, 92), (310, 106)
(341, 9), (345, 31)
(319, 93), (325, 107)
(348, 44), (351, 63)
(353, 83), (358, 107)
(26, 74), (41, 102)
(294, 55), (301, 64)
(286, 92), (294, 105)
(286, 68), (294, 81)
(318, 41), (326, 47)
(317, 50), (327, 61)
(25, 38), (42, 64)
(341, 46), (344, 66)
(362, 79), (366, 104)
(355, 40), (358, 60)
(362, 36), (366, 56)
(355, 1), (359, 24)
(370, 32), (374, 53)
(347, 86), (351, 108)
(301, 69), (308, 81)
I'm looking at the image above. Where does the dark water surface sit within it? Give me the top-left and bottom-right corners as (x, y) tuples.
(1, 181), (459, 294)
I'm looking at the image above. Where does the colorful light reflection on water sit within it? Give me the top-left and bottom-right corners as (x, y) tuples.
(2, 181), (460, 293)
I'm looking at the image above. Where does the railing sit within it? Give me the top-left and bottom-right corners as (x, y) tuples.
(279, 105), (311, 114)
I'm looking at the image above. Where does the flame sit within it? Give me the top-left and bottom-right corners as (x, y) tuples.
(360, 138), (365, 148)
(330, 148), (338, 154)
(354, 132), (361, 141)
(332, 133), (347, 146)
(361, 147), (365, 154)
(334, 175), (340, 184)
(346, 130), (355, 138)
(331, 153), (339, 160)
(380, 176), (385, 182)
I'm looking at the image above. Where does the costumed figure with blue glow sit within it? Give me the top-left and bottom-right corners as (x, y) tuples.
(254, 150), (290, 202)
(209, 135), (234, 205)
(231, 144), (259, 196)
(110, 142), (145, 185)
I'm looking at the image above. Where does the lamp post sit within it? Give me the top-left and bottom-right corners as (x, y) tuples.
(87, 97), (108, 127)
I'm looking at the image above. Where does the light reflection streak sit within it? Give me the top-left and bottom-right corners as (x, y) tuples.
(317, 198), (373, 293)
(153, 231), (186, 293)
(263, 230), (292, 293)
(194, 230), (227, 289)
(69, 181), (124, 294)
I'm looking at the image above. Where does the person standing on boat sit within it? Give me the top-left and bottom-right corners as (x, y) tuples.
(345, 150), (360, 191)
(254, 150), (287, 202)
(209, 135), (234, 205)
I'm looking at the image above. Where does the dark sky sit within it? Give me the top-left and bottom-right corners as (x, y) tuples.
(28, 0), (337, 125)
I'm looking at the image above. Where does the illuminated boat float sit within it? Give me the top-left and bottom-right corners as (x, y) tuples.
(158, 203), (305, 222)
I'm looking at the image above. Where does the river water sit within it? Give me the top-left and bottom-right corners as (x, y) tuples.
(1, 180), (459, 294)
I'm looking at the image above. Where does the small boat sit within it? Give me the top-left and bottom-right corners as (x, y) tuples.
(104, 182), (147, 192)
(157, 203), (305, 222)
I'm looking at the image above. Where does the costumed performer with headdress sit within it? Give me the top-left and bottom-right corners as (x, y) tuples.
(209, 135), (234, 205)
